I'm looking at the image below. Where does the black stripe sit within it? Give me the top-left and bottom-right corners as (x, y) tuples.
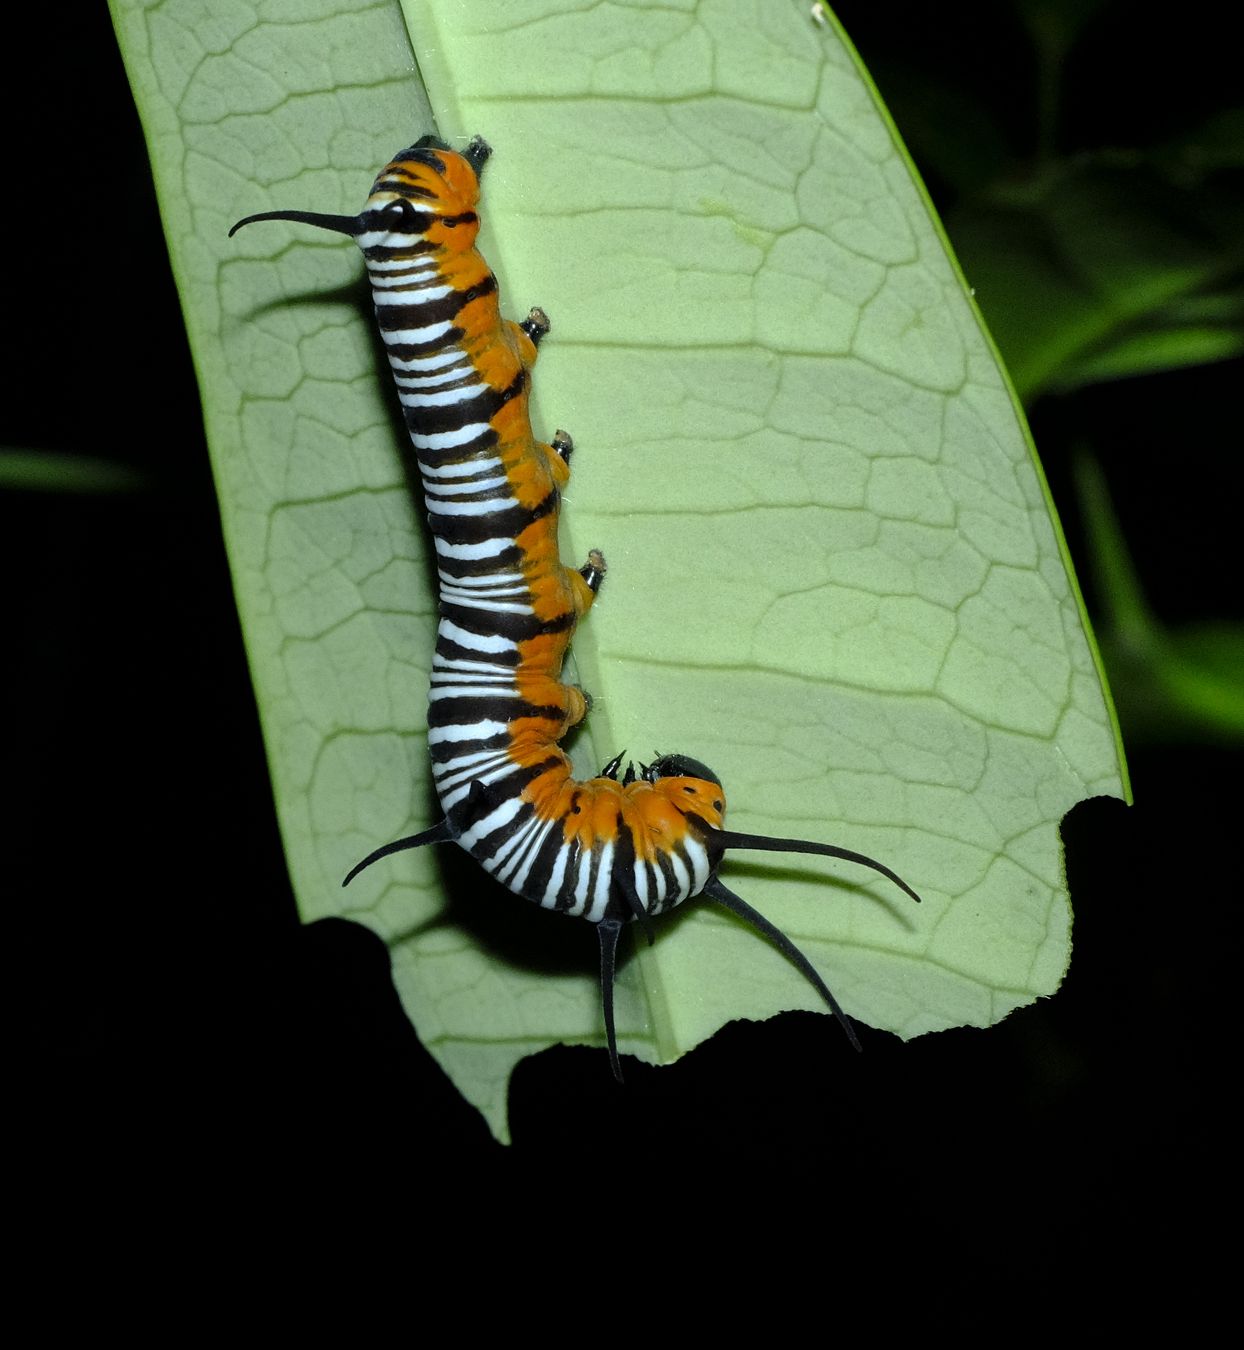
(434, 546), (525, 578)
(384, 325), (466, 358)
(413, 427), (500, 461)
(438, 601), (575, 646)
(423, 482), (512, 509)
(373, 275), (497, 332)
(470, 756), (565, 809)
(521, 812), (572, 906)
(604, 819), (639, 922)
(361, 239), (436, 262)
(396, 369), (479, 395)
(375, 179), (437, 201)
(403, 385), (498, 429)
(653, 847), (682, 913)
(435, 634), (520, 666)
(552, 835), (585, 914)
(428, 731), (512, 764)
(436, 577), (530, 595)
(671, 840), (700, 903)
(425, 696), (564, 728)
(406, 372), (525, 435)
(424, 491), (556, 544)
(358, 204), (435, 234)
(472, 799), (536, 859)
(388, 146), (446, 178)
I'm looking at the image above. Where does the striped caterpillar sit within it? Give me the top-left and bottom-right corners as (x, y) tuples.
(231, 136), (920, 1079)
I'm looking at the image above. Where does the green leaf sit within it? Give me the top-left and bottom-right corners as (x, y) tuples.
(949, 152), (1244, 399)
(1075, 453), (1244, 741)
(0, 449), (146, 493)
(112, 0), (1127, 1140)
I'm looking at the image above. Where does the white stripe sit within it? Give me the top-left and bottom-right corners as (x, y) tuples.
(435, 762), (522, 807)
(440, 593), (531, 613)
(389, 349), (466, 373)
(421, 456), (500, 479)
(372, 283), (453, 305)
(356, 227), (433, 249)
(422, 473), (508, 496)
(394, 369), (476, 392)
(401, 383), (485, 408)
(590, 842), (616, 921)
(431, 749), (512, 779)
(369, 259), (442, 277)
(540, 844), (570, 910)
(427, 498), (510, 518)
(570, 849), (593, 918)
(456, 796), (524, 850)
(434, 536), (513, 561)
(684, 839), (710, 894)
(411, 423), (491, 451)
(633, 861), (650, 911)
(489, 816), (538, 872)
(667, 849), (691, 900)
(430, 666), (516, 682)
(428, 684), (520, 701)
(431, 748), (511, 769)
(439, 620), (517, 654)
(432, 656), (517, 674)
(438, 581), (528, 599)
(385, 320), (453, 345)
(426, 719), (510, 745)
(501, 818), (556, 890)
(368, 267), (442, 286)
(367, 257), (425, 273)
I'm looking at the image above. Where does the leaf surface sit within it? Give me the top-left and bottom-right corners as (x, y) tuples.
(112, 0), (1127, 1140)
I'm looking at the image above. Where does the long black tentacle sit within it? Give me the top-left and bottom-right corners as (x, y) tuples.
(229, 209), (360, 239)
(342, 819), (456, 887)
(708, 829), (922, 906)
(702, 878), (863, 1053)
(597, 918), (625, 1083)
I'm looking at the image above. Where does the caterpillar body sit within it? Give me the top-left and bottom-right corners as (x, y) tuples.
(231, 135), (920, 1079)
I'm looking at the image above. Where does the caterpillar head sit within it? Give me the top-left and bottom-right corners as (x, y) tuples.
(639, 753), (727, 838)
(228, 133), (491, 255)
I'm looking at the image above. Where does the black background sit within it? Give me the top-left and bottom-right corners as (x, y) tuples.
(8, 1), (1236, 1256)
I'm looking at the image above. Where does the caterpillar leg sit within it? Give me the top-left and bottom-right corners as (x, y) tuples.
(563, 684), (589, 730)
(565, 548), (606, 624)
(542, 430), (575, 488)
(513, 307), (550, 369)
(519, 306), (550, 347)
(579, 549), (606, 594)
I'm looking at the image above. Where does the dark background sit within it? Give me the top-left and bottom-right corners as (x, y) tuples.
(8, 1), (1236, 1244)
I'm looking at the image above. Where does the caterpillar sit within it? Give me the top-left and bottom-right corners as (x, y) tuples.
(231, 135), (921, 1080)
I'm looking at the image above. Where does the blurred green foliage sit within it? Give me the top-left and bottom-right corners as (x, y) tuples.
(0, 450), (146, 494)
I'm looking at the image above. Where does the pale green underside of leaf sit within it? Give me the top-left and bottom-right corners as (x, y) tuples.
(112, 0), (1126, 1141)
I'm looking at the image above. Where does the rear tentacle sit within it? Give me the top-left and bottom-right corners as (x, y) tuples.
(708, 828), (922, 906)
(597, 918), (626, 1083)
(342, 818), (456, 887)
(702, 878), (863, 1053)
